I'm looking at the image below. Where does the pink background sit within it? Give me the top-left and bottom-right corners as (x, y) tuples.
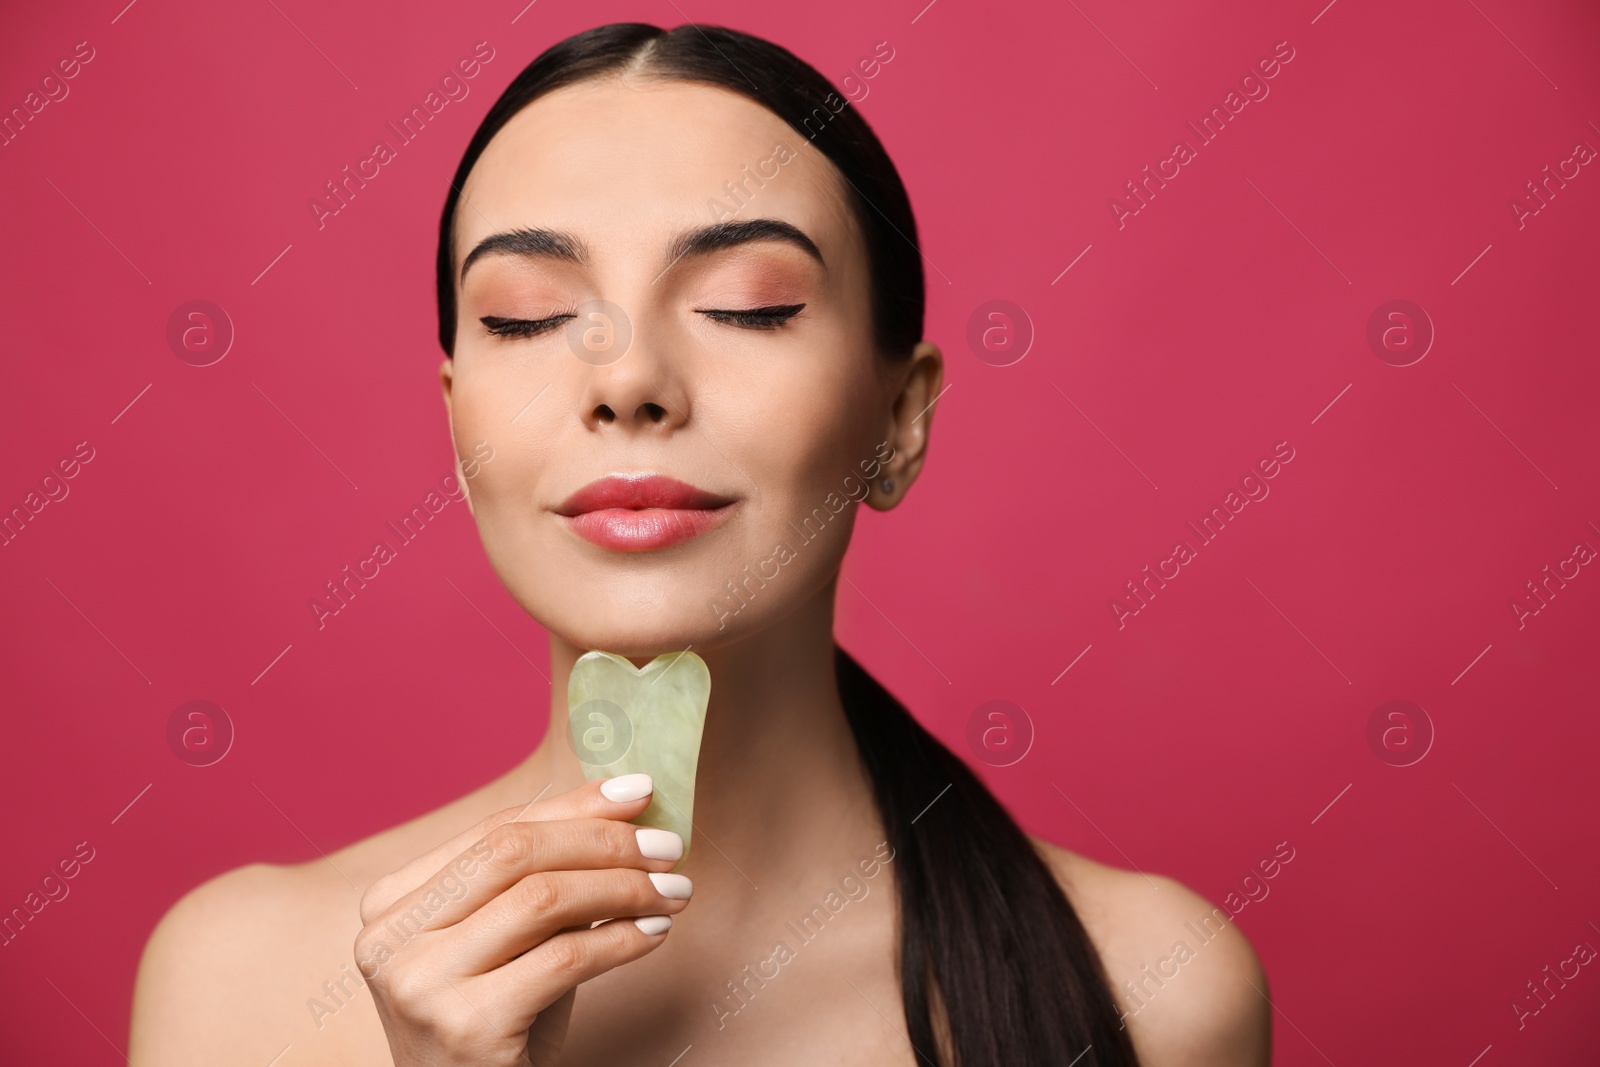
(3, 0), (1598, 1062)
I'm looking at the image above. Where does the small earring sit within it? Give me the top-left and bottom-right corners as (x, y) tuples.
(881, 477), (895, 494)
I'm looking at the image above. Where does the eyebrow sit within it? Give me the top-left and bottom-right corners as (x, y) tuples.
(458, 218), (825, 285)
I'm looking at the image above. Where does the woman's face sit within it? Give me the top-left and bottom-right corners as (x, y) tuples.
(441, 75), (914, 656)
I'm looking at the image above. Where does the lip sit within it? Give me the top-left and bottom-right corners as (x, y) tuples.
(555, 474), (739, 552)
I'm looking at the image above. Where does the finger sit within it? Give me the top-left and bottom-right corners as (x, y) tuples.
(447, 867), (693, 974)
(368, 817), (686, 937)
(360, 773), (657, 922)
(472, 913), (675, 1032)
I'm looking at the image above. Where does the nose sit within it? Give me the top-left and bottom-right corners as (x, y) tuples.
(574, 304), (689, 433)
(591, 389), (674, 428)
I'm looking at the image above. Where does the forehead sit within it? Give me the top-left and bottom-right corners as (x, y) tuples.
(455, 76), (859, 272)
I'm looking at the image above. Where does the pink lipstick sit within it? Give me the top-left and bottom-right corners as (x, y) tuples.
(555, 474), (738, 551)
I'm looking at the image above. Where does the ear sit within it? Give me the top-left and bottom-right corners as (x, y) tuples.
(439, 357), (475, 518)
(439, 356), (455, 416)
(867, 341), (943, 511)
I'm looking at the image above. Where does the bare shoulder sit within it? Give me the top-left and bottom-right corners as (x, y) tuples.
(1028, 836), (1273, 1067)
(128, 858), (362, 1066)
(130, 785), (514, 1066)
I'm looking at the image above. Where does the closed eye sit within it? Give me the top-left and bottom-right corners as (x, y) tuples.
(480, 314), (575, 339)
(696, 303), (805, 330)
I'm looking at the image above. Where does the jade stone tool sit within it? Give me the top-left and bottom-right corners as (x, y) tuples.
(567, 649), (710, 871)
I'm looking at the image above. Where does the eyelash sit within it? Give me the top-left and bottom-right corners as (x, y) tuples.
(478, 303), (805, 339)
(480, 314), (573, 339)
(696, 303), (806, 330)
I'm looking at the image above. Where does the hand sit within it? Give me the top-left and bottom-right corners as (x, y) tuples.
(354, 773), (691, 1066)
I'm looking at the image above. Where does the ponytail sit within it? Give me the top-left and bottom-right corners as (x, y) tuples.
(835, 644), (1141, 1065)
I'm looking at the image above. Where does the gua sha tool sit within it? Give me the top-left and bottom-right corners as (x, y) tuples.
(567, 649), (710, 871)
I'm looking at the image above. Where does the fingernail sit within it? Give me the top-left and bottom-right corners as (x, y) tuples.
(649, 872), (693, 899)
(601, 773), (653, 802)
(634, 914), (672, 935)
(636, 827), (684, 862)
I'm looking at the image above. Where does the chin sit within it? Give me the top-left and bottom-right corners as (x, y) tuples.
(550, 622), (726, 660)
(499, 543), (803, 656)
(533, 596), (748, 659)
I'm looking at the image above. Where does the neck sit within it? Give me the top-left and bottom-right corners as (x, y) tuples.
(505, 575), (883, 901)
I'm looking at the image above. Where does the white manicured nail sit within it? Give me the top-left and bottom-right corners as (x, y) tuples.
(635, 827), (683, 861)
(649, 872), (693, 899)
(601, 773), (653, 802)
(634, 914), (672, 935)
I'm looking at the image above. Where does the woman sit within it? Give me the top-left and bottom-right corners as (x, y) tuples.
(130, 23), (1271, 1066)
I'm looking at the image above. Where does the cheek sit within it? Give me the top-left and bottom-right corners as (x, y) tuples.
(450, 372), (547, 495)
(742, 394), (878, 567)
(736, 365), (877, 508)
